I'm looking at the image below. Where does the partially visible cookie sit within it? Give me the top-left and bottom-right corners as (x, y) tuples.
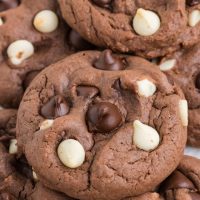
(59, 0), (200, 58)
(17, 50), (187, 200)
(160, 155), (200, 200)
(159, 43), (200, 147)
(0, 0), (94, 108)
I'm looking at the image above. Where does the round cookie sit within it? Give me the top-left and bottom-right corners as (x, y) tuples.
(17, 50), (187, 200)
(159, 43), (200, 147)
(0, 0), (93, 108)
(59, 0), (200, 58)
(160, 155), (200, 200)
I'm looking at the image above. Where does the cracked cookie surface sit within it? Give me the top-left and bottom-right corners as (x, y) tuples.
(17, 50), (187, 200)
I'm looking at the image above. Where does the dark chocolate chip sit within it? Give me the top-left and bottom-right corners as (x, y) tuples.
(195, 72), (200, 90)
(93, 49), (125, 71)
(41, 95), (70, 119)
(86, 102), (122, 133)
(69, 30), (94, 50)
(76, 85), (99, 98)
(160, 170), (196, 192)
(0, 0), (20, 12)
(112, 79), (122, 91)
(92, 0), (112, 9)
(23, 71), (39, 90)
(190, 193), (200, 200)
(186, 0), (200, 6)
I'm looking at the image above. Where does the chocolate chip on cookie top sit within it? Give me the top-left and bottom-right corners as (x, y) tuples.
(40, 95), (70, 119)
(186, 0), (200, 6)
(93, 49), (126, 70)
(86, 102), (122, 133)
(133, 8), (161, 37)
(76, 85), (99, 98)
(17, 50), (187, 200)
(33, 10), (59, 33)
(0, 0), (20, 12)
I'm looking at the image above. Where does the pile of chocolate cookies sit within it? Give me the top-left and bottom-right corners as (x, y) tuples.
(0, 0), (200, 199)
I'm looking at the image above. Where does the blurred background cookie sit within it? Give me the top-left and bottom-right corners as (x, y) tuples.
(58, 0), (200, 58)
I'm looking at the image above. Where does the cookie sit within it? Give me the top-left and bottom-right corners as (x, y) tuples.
(159, 43), (200, 147)
(160, 155), (200, 200)
(58, 0), (200, 58)
(0, 0), (94, 108)
(0, 108), (74, 199)
(17, 50), (187, 200)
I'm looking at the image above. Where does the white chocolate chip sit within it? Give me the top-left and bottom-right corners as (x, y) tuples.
(188, 10), (200, 27)
(179, 100), (188, 127)
(39, 119), (54, 130)
(57, 139), (85, 169)
(32, 170), (38, 181)
(7, 40), (34, 65)
(133, 8), (160, 36)
(9, 139), (18, 154)
(137, 79), (156, 97)
(33, 10), (59, 33)
(159, 59), (176, 71)
(0, 17), (3, 26)
(0, 106), (4, 110)
(133, 120), (160, 151)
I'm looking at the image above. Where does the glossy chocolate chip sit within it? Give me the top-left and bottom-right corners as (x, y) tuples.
(160, 170), (196, 192)
(23, 71), (39, 90)
(41, 95), (70, 119)
(0, 0), (20, 12)
(77, 85), (99, 98)
(86, 102), (122, 133)
(195, 72), (200, 90)
(190, 193), (200, 200)
(94, 50), (125, 71)
(92, 0), (112, 9)
(69, 30), (94, 50)
(186, 0), (200, 6)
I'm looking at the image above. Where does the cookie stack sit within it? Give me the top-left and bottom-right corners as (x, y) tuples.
(0, 0), (200, 199)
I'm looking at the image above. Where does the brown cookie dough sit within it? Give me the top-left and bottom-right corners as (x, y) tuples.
(17, 50), (187, 200)
(58, 0), (200, 58)
(160, 155), (200, 200)
(0, 0), (94, 108)
(159, 43), (200, 147)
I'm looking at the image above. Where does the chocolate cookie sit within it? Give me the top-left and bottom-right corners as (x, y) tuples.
(0, 0), (94, 108)
(160, 155), (200, 200)
(17, 50), (187, 200)
(159, 43), (200, 147)
(0, 108), (74, 199)
(58, 0), (200, 58)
